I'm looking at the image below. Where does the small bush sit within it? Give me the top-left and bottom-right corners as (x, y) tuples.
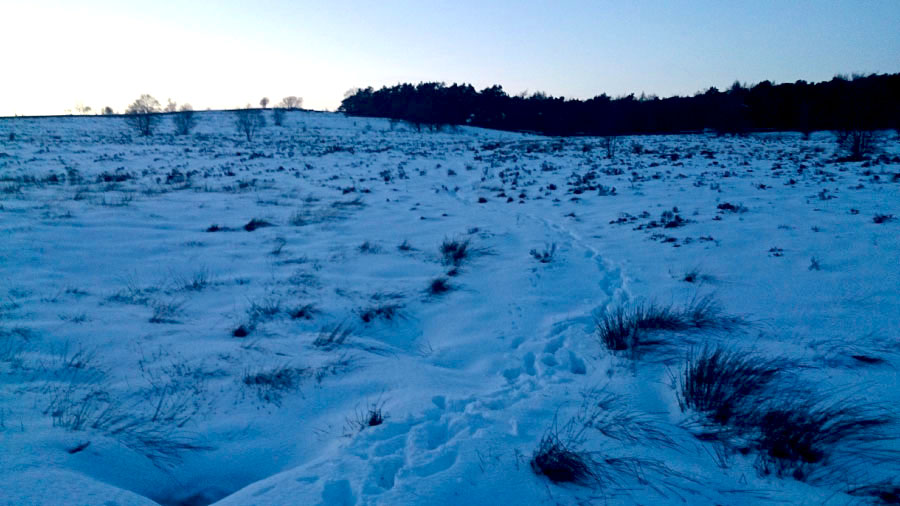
(172, 104), (197, 135)
(660, 209), (687, 228)
(836, 130), (876, 161)
(234, 106), (266, 142)
(124, 94), (161, 136)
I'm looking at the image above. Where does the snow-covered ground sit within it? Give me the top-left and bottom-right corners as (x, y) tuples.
(1, 111), (898, 505)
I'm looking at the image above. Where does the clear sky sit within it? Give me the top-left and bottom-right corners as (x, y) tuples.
(2, 0), (899, 116)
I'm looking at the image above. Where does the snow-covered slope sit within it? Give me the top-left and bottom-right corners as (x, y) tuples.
(1, 111), (898, 505)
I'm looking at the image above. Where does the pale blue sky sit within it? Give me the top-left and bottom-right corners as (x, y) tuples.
(2, 0), (898, 115)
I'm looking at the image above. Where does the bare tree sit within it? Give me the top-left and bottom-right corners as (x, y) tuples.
(601, 136), (619, 159)
(260, 97), (269, 109)
(165, 99), (178, 113)
(124, 94), (161, 136)
(836, 130), (876, 161)
(234, 105), (266, 142)
(172, 104), (197, 135)
(278, 96), (302, 110)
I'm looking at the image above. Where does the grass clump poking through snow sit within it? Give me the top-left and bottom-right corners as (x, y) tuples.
(596, 296), (740, 352)
(848, 481), (900, 504)
(289, 303), (318, 320)
(243, 218), (273, 232)
(149, 299), (184, 324)
(675, 350), (896, 481)
(313, 325), (352, 350)
(358, 303), (404, 323)
(753, 399), (893, 479)
(242, 365), (309, 405)
(439, 238), (471, 267)
(426, 277), (452, 296)
(247, 296), (282, 322)
(176, 268), (212, 292)
(530, 243), (557, 263)
(533, 407), (694, 495)
(531, 423), (597, 485)
(677, 347), (784, 425)
(346, 400), (388, 433)
(680, 267), (713, 284)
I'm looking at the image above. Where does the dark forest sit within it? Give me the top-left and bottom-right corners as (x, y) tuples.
(339, 73), (900, 136)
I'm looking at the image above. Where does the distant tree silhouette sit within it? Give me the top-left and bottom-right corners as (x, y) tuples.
(124, 94), (161, 136)
(165, 99), (178, 113)
(101, 106), (115, 115)
(172, 104), (197, 135)
(260, 97), (269, 109)
(278, 96), (302, 110)
(234, 106), (266, 141)
(601, 136), (619, 159)
(339, 74), (900, 138)
(836, 130), (876, 161)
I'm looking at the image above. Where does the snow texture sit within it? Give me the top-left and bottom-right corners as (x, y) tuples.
(1, 112), (898, 505)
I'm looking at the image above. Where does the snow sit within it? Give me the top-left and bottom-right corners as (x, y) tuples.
(1, 111), (898, 505)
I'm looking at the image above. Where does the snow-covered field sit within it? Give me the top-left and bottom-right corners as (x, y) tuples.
(1, 111), (899, 505)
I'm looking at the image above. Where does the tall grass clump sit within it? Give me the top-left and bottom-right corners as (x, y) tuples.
(753, 399), (892, 479)
(677, 347), (784, 425)
(596, 296), (740, 352)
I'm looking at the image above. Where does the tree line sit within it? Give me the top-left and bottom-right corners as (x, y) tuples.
(121, 95), (303, 139)
(338, 74), (900, 136)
